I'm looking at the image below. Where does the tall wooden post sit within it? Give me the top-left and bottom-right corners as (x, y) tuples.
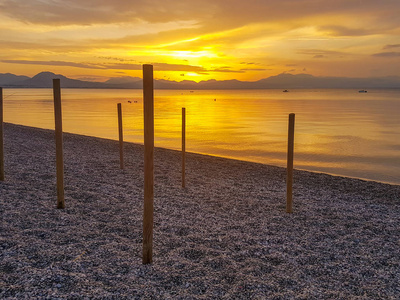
(182, 107), (186, 188)
(117, 103), (124, 169)
(286, 113), (295, 213)
(142, 64), (154, 264)
(53, 79), (65, 209)
(0, 88), (4, 181)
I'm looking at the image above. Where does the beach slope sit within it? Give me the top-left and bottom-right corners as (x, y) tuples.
(1, 123), (399, 298)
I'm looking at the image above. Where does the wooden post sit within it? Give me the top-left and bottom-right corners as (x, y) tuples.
(286, 113), (295, 213)
(182, 107), (186, 188)
(53, 79), (65, 209)
(117, 103), (124, 169)
(142, 64), (154, 264)
(0, 88), (4, 181)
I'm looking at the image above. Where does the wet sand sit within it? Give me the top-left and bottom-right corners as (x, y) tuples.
(1, 123), (399, 299)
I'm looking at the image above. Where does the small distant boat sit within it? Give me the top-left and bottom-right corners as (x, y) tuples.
(283, 89), (289, 92)
(358, 90), (368, 93)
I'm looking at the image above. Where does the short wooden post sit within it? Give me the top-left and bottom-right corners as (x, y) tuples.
(117, 103), (124, 169)
(0, 88), (4, 181)
(286, 113), (295, 213)
(142, 64), (154, 264)
(182, 107), (186, 188)
(53, 79), (65, 209)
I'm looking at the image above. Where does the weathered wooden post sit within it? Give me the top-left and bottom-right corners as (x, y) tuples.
(286, 113), (295, 213)
(182, 107), (186, 188)
(117, 103), (124, 169)
(53, 79), (65, 209)
(0, 88), (4, 181)
(142, 64), (154, 264)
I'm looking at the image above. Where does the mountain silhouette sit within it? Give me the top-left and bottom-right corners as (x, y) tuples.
(1, 71), (399, 89)
(0, 73), (30, 85)
(15, 72), (108, 88)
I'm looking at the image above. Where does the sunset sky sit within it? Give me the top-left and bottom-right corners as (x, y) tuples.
(0, 0), (399, 82)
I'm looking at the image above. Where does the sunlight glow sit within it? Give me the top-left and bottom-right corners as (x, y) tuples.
(162, 50), (219, 59)
(186, 72), (201, 77)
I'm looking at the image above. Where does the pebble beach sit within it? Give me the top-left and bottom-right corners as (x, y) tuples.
(1, 123), (399, 299)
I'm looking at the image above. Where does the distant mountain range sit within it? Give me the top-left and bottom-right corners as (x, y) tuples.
(1, 71), (400, 89)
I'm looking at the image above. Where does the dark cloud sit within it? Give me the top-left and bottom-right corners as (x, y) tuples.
(151, 62), (206, 72)
(0, 0), (212, 26)
(1, 0), (399, 35)
(239, 68), (268, 71)
(0, 59), (251, 73)
(0, 59), (201, 72)
(383, 44), (400, 49)
(318, 25), (375, 36)
(298, 49), (344, 57)
(97, 56), (136, 62)
(372, 52), (400, 57)
(0, 59), (106, 69)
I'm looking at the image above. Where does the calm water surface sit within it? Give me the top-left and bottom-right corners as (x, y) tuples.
(3, 88), (400, 185)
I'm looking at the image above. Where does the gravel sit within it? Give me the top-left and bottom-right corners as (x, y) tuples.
(1, 123), (399, 299)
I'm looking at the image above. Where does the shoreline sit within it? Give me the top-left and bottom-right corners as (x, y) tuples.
(4, 121), (399, 187)
(1, 123), (399, 298)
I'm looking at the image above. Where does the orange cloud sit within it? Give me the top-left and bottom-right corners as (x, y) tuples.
(0, 0), (399, 80)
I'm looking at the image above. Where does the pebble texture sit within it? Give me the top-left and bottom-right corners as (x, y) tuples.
(1, 123), (399, 299)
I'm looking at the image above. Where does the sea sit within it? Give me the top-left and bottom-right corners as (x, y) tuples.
(2, 88), (400, 185)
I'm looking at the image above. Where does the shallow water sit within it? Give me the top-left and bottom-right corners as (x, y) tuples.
(3, 88), (400, 184)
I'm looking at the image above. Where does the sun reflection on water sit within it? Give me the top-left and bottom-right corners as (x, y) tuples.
(3, 88), (400, 184)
